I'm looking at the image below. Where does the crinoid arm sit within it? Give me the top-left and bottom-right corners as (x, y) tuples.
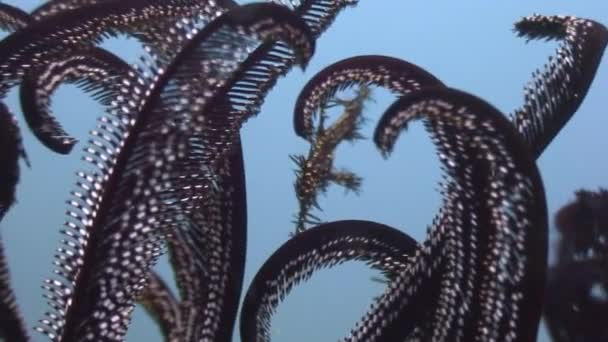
(166, 2), (315, 167)
(0, 3), (30, 32)
(0, 104), (29, 342)
(0, 103), (28, 220)
(137, 271), (181, 341)
(544, 259), (608, 342)
(199, 0), (359, 146)
(511, 15), (608, 158)
(347, 87), (547, 341)
(0, 238), (29, 342)
(294, 55), (444, 139)
(20, 48), (132, 154)
(30, 0), (237, 63)
(36, 4), (313, 341)
(240, 220), (417, 342)
(160, 138), (247, 342)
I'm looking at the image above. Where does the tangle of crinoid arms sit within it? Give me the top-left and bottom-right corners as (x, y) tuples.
(0, 0), (238, 155)
(349, 87), (547, 341)
(31, 4), (314, 341)
(127, 137), (247, 342)
(130, 0), (363, 337)
(291, 85), (372, 235)
(294, 55), (445, 141)
(291, 56), (445, 235)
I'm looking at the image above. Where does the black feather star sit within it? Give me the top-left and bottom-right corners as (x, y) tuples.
(0, 2), (606, 341)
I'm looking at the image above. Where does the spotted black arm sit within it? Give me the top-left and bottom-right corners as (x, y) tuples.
(240, 220), (418, 342)
(137, 271), (181, 341)
(36, 4), (314, 341)
(511, 15), (608, 158)
(160, 136), (247, 342)
(200, 0), (360, 158)
(294, 55), (445, 140)
(349, 87), (547, 341)
(19, 47), (133, 154)
(0, 103), (29, 342)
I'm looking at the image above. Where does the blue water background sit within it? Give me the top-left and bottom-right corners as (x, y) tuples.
(2, 1), (607, 341)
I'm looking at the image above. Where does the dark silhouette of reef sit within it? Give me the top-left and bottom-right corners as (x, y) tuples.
(0, 1), (605, 342)
(544, 189), (608, 342)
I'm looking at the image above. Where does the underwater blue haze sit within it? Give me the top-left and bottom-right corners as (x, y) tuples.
(1, 1), (607, 341)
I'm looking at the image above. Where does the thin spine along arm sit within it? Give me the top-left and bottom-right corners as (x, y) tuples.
(137, 271), (181, 341)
